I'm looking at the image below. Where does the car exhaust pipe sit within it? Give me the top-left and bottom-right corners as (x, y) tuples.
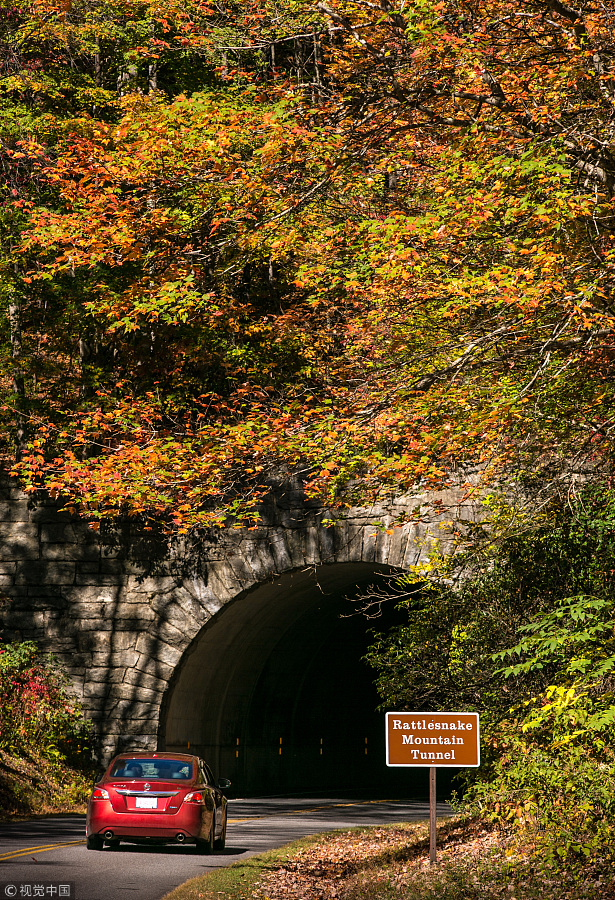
(104, 831), (114, 841)
(176, 833), (186, 843)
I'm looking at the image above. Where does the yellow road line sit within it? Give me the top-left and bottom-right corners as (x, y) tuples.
(0, 839), (85, 861)
(228, 797), (409, 823)
(1, 800), (411, 857)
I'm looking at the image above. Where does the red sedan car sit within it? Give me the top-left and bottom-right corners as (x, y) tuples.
(86, 751), (230, 852)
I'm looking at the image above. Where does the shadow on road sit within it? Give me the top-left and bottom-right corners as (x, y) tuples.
(101, 844), (249, 856)
(0, 815), (86, 843)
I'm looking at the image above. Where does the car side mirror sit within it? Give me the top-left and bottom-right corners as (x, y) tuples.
(217, 778), (231, 790)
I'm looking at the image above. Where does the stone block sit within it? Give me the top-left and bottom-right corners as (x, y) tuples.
(4, 609), (48, 629)
(66, 591), (126, 614)
(135, 631), (181, 666)
(83, 682), (111, 699)
(154, 618), (195, 648)
(0, 481), (28, 503)
(75, 570), (122, 586)
(39, 522), (88, 542)
(238, 539), (270, 582)
(361, 524), (379, 562)
(120, 588), (154, 604)
(202, 563), (236, 603)
(84, 666), (115, 683)
(74, 561), (102, 576)
(105, 632), (139, 651)
(26, 588), (67, 605)
(40, 542), (85, 561)
(99, 558), (125, 578)
(66, 679), (85, 699)
(267, 530), (293, 573)
(402, 526), (424, 568)
(28, 504), (73, 524)
(375, 523), (393, 564)
(16, 561), (75, 585)
(109, 735), (156, 756)
(0, 503), (29, 523)
(331, 521), (349, 563)
(112, 684), (163, 703)
(104, 717), (159, 736)
(11, 507), (31, 523)
(77, 631), (101, 653)
(122, 668), (169, 692)
(69, 614), (114, 630)
(222, 557), (254, 594)
(254, 540), (281, 578)
(224, 556), (257, 593)
(126, 576), (176, 594)
(317, 524), (335, 565)
(75, 544), (104, 564)
(151, 600), (192, 634)
(155, 586), (210, 628)
(110, 559), (148, 575)
(56, 650), (92, 670)
(0, 574), (13, 589)
(38, 636), (81, 653)
(105, 697), (159, 719)
(132, 655), (175, 681)
(114, 603), (156, 624)
(388, 525), (409, 569)
(303, 528), (321, 566)
(91, 649), (139, 668)
(278, 506), (309, 529)
(346, 524), (364, 562)
(287, 530), (306, 569)
(0, 522), (39, 554)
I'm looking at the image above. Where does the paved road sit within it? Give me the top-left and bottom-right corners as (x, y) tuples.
(0, 797), (451, 900)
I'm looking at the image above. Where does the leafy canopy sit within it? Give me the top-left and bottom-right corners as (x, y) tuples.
(0, 0), (614, 528)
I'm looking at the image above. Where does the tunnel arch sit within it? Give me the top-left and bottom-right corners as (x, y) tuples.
(159, 563), (416, 796)
(0, 475), (482, 772)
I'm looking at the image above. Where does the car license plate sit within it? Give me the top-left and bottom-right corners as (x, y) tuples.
(136, 796), (158, 809)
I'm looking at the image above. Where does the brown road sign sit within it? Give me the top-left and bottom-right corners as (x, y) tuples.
(386, 712), (480, 767)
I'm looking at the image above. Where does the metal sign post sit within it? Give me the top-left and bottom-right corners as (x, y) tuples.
(429, 766), (437, 865)
(385, 712), (480, 866)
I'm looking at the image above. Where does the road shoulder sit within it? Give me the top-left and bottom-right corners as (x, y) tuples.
(161, 817), (611, 900)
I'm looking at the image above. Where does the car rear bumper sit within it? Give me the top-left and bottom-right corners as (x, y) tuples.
(86, 801), (204, 839)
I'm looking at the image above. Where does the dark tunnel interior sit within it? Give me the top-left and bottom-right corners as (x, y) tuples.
(161, 564), (459, 799)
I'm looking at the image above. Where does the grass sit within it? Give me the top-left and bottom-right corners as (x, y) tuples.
(161, 833), (328, 900)
(161, 817), (615, 900)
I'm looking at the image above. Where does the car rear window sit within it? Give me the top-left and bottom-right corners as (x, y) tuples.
(109, 759), (193, 779)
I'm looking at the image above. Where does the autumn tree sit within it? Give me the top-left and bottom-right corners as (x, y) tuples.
(1, 0), (614, 530)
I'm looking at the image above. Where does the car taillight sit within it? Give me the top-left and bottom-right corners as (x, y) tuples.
(184, 791), (203, 803)
(91, 788), (110, 800)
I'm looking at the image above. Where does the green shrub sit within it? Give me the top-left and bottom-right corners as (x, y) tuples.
(462, 743), (615, 870)
(365, 487), (615, 873)
(0, 641), (92, 764)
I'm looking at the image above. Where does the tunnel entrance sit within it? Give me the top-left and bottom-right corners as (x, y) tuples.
(160, 563), (427, 797)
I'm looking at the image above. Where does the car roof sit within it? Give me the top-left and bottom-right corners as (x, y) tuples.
(110, 752), (198, 763)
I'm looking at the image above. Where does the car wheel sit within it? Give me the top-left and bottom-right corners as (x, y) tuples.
(195, 821), (215, 855)
(213, 818), (226, 851)
(86, 835), (104, 851)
